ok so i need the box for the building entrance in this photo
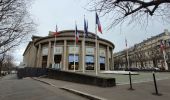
[53,55,62,69]
[42,56,48,68]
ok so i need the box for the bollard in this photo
[128,72,134,90]
[152,72,162,96]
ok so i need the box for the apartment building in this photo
[114,29,170,70]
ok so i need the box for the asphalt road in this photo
[0,74,87,100]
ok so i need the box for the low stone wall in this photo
[47,69,116,87]
[17,68,116,87]
[17,67,48,79]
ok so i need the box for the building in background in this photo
[23,30,114,72]
[114,29,170,71]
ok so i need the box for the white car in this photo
[154,67,160,71]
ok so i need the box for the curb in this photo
[31,77,53,86]
[31,77,107,100]
[60,87,107,100]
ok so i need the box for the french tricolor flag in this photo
[75,24,79,43]
[96,13,102,34]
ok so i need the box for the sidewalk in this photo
[33,77,170,100]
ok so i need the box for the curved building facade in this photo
[23,30,114,71]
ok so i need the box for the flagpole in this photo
[95,12,98,75]
[82,34,85,73]
[74,37,76,72]
[82,15,85,73]
[74,22,76,72]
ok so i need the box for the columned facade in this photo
[23,30,115,72]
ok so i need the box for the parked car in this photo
[154,67,160,71]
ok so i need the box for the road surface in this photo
[0,74,87,100]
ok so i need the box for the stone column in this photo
[95,41,97,74]
[28,48,31,67]
[51,42,54,65]
[63,40,67,70]
[106,46,110,71]
[39,44,42,68]
[97,42,100,72]
[36,45,39,67]
[81,40,85,72]
[111,48,114,70]
[95,41,100,72]
[36,44,41,67]
[33,45,38,67]
[47,41,51,68]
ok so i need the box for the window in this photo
[68,54,79,70]
[100,57,105,70]
[85,55,94,70]
[69,55,79,62]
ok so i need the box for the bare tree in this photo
[3,54,15,68]
[0,53,6,68]
[89,0,170,28]
[0,52,15,75]
[0,0,36,55]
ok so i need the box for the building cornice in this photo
[23,30,115,56]
[33,30,114,48]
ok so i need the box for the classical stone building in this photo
[23,30,114,72]
[114,29,170,70]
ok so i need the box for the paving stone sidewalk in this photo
[35,77,170,100]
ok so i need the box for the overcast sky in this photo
[13,0,170,65]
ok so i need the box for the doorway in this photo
[42,56,48,68]
[53,55,62,69]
